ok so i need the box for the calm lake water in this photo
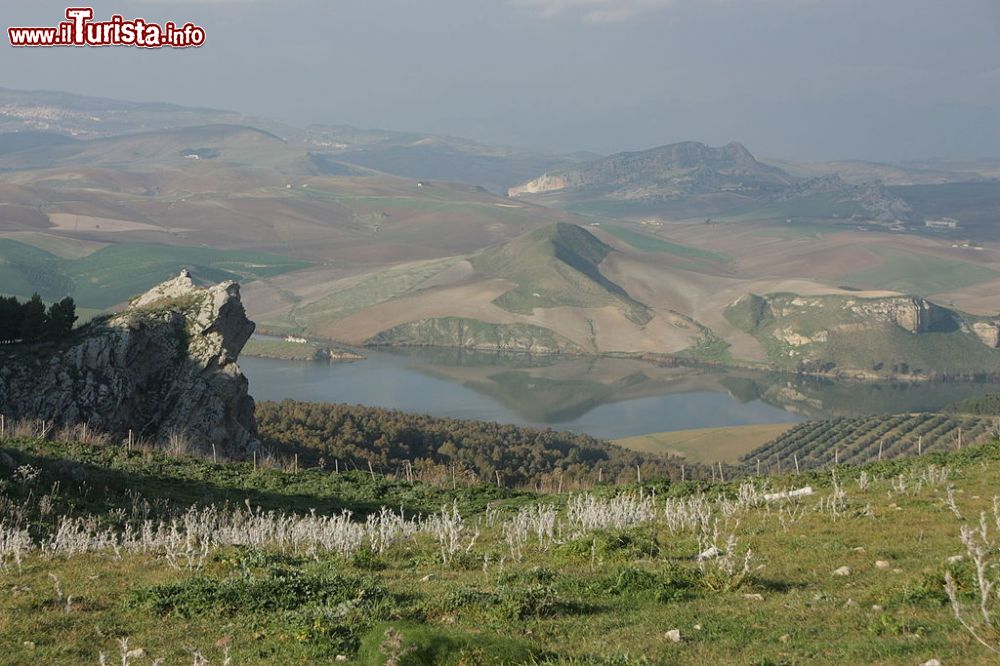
[241,347,1000,440]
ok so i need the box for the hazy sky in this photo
[3,0,1000,160]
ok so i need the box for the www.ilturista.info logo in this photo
[8,7,206,48]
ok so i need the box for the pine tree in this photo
[46,296,77,340]
[0,295,23,343]
[19,293,47,343]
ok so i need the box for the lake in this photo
[240,347,1000,440]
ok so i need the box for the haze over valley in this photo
[1,89,999,385]
[7,3,1000,663]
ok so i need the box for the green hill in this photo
[725,292,1000,377]
[472,222,650,324]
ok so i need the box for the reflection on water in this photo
[240,347,1000,440]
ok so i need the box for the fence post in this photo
[794,453,800,474]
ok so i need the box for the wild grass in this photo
[1,428,1000,663]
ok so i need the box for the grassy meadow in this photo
[1,427,999,664]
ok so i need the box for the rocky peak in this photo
[0,272,259,456]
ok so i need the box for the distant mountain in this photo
[509,141,796,199]
[0,88,264,138]
[509,140,913,224]
[0,124,292,172]
[0,88,585,193]
[305,125,590,194]
[764,157,991,186]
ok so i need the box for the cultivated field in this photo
[741,413,996,472]
[616,423,795,463]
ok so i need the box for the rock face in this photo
[843,296,954,334]
[0,271,259,455]
[972,321,1000,348]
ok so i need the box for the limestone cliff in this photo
[724,292,1000,377]
[0,271,259,455]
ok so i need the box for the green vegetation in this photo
[292,259,458,328]
[366,317,584,355]
[600,225,729,263]
[724,293,1000,376]
[742,413,993,470]
[838,246,1000,295]
[891,182,1000,240]
[719,192,866,224]
[472,223,650,323]
[945,392,1000,416]
[0,239,311,309]
[0,293,77,344]
[256,400,684,488]
[2,427,1000,663]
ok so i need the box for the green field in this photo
[0,239,311,308]
[601,224,730,263]
[2,428,1000,663]
[839,246,1000,296]
[292,259,458,328]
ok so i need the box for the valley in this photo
[0,89,998,386]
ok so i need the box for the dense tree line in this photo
[257,400,695,488]
[946,393,1000,416]
[0,294,77,344]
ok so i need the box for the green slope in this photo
[0,239,310,308]
[471,222,650,324]
[725,292,1000,376]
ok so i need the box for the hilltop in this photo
[509,140,914,225]
[239,216,1000,379]
[509,140,794,199]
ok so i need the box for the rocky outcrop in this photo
[0,271,259,455]
[972,321,1000,348]
[842,296,955,334]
